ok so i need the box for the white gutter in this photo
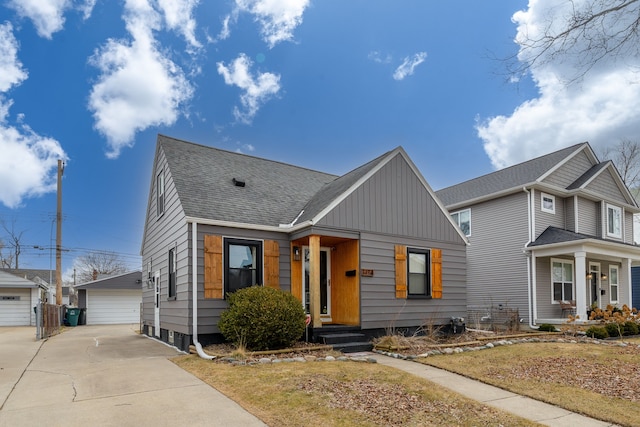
[523,187,537,329]
[191,221,215,360]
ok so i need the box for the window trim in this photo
[451,208,471,236]
[606,204,622,238]
[541,192,555,214]
[551,258,574,303]
[223,238,263,297]
[168,245,176,300]
[407,247,432,299]
[609,265,619,304]
[156,170,165,218]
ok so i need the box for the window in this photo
[609,265,619,303]
[407,248,431,298]
[451,209,471,236]
[606,204,622,238]
[168,246,176,299]
[541,193,555,214]
[552,259,574,302]
[156,170,165,217]
[224,238,262,294]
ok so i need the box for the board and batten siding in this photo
[359,232,466,330]
[317,154,462,243]
[543,150,594,188]
[141,146,191,336]
[193,224,291,335]
[465,192,531,322]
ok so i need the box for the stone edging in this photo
[218,354,378,365]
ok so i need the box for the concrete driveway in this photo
[0,325,266,427]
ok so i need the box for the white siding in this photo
[0,288,31,326]
[86,290,141,325]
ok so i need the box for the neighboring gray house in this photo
[0,270,49,326]
[75,271,142,325]
[140,135,467,352]
[436,142,640,326]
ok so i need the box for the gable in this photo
[542,149,595,188]
[316,153,465,244]
[584,167,629,205]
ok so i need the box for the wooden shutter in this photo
[431,248,442,299]
[204,235,223,299]
[264,240,280,290]
[395,245,407,299]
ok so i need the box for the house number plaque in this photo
[361,269,374,277]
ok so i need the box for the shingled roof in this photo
[158,135,339,227]
[436,143,587,207]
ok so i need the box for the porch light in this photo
[586,273,593,280]
[293,246,301,261]
[601,273,607,280]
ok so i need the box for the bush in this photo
[605,322,623,338]
[623,321,639,336]
[585,326,608,339]
[538,323,557,332]
[218,286,306,351]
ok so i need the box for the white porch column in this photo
[575,251,588,321]
[622,258,632,308]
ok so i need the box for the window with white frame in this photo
[541,193,555,214]
[606,204,622,238]
[451,209,471,236]
[552,259,574,302]
[156,170,165,217]
[609,265,619,303]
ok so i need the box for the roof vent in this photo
[232,178,246,187]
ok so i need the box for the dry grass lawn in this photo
[173,355,539,427]
[419,341,640,427]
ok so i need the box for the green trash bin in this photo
[66,308,80,327]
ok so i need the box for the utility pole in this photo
[55,160,64,306]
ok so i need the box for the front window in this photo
[156,171,165,217]
[408,248,431,298]
[609,266,619,303]
[541,193,555,214]
[552,259,574,302]
[168,247,176,298]
[451,209,471,236]
[607,204,622,238]
[224,238,262,294]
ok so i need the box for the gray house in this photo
[140,135,467,351]
[436,142,640,326]
[75,271,142,325]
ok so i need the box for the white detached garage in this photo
[0,270,48,326]
[75,271,142,325]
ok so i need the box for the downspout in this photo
[191,221,215,360]
[523,187,537,329]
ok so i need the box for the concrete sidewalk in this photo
[0,325,266,427]
[375,354,616,427]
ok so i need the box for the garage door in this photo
[0,288,31,326]
[86,290,141,325]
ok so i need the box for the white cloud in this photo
[477,0,640,169]
[0,100,66,208]
[79,0,97,20]
[6,0,71,39]
[235,142,255,153]
[368,50,392,64]
[0,22,65,208]
[157,0,202,51]
[392,52,427,81]
[0,23,28,91]
[235,0,309,48]
[88,0,193,159]
[217,53,280,124]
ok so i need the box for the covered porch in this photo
[527,229,640,325]
[290,234,360,329]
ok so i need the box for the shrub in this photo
[538,323,557,332]
[605,322,623,338]
[623,321,639,336]
[585,326,608,340]
[218,286,306,351]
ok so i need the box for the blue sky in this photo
[1,1,639,280]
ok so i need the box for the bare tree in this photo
[0,239,14,268]
[600,139,640,190]
[1,220,26,268]
[74,251,129,283]
[508,0,640,83]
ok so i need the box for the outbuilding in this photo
[0,270,48,326]
[75,271,142,325]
